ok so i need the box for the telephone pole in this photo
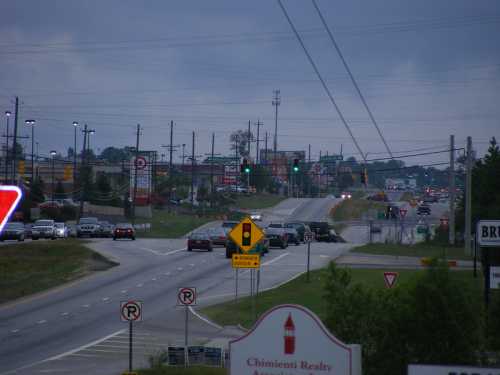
[161,121,180,175]
[308,144,311,197]
[449,135,455,245]
[272,90,280,169]
[254,119,262,164]
[78,124,89,219]
[3,111,11,183]
[191,131,195,208]
[247,120,251,159]
[132,124,141,224]
[264,132,268,165]
[465,136,472,255]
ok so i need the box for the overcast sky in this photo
[1,0,499,166]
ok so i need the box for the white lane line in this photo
[262,252,289,266]
[140,247,162,256]
[60,312,69,316]
[80,348,125,354]
[151,277,157,281]
[101,297,110,302]
[164,272,171,276]
[120,290,128,294]
[37,320,47,324]
[46,329,126,361]
[136,283,143,288]
[189,263,195,267]
[164,248,186,255]
[10,329,19,333]
[320,255,330,258]
[141,247,185,256]
[188,306,222,330]
[177,267,183,271]
[82,304,90,308]
[67,353,103,358]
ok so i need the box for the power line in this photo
[276,0,366,162]
[312,0,393,159]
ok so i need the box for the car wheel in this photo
[113,237,116,241]
[51,236,56,240]
[19,236,25,242]
[32,237,38,240]
[188,247,192,252]
[208,246,213,252]
[281,242,286,249]
[131,236,136,241]
[295,241,300,246]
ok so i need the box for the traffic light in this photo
[292,158,299,173]
[241,159,250,174]
[242,222,251,246]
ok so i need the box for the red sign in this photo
[383,272,398,289]
[177,287,197,306]
[120,300,143,322]
[0,186,22,234]
[399,208,407,218]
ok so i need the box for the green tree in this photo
[95,173,111,195]
[30,177,45,203]
[54,180,66,199]
[230,130,253,158]
[249,165,273,192]
[99,146,133,163]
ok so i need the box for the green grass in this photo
[136,210,214,238]
[330,197,386,222]
[0,239,115,304]
[233,193,285,210]
[352,242,473,260]
[138,367,225,375]
[201,267,480,329]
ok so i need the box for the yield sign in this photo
[0,186,22,234]
[383,272,398,289]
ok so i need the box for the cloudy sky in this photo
[1,0,499,166]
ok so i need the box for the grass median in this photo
[136,210,214,238]
[233,193,285,210]
[0,239,116,304]
[352,242,473,260]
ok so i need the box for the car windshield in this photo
[208,228,224,236]
[222,222,238,228]
[79,218,98,224]
[116,223,132,229]
[285,223,301,229]
[5,223,24,229]
[268,223,283,228]
[54,223,65,228]
[190,232,208,240]
[34,220,53,226]
[266,228,283,235]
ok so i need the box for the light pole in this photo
[50,150,57,201]
[4,111,11,182]
[35,142,39,178]
[181,143,186,167]
[88,130,95,156]
[25,119,36,182]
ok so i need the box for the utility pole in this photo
[264,132,268,165]
[272,90,280,174]
[181,143,186,167]
[465,136,472,255]
[78,124,88,220]
[254,119,262,164]
[449,135,455,245]
[169,121,174,173]
[210,133,215,207]
[308,144,311,197]
[132,124,141,224]
[11,97,19,183]
[247,120,251,159]
[3,111,11,183]
[191,131,195,208]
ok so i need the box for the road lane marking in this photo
[10,329,19,333]
[82,304,90,308]
[177,267,183,271]
[164,272,171,276]
[189,263,195,267]
[37,320,47,324]
[188,306,222,330]
[262,252,289,266]
[60,312,69,316]
[141,247,186,256]
[120,290,128,294]
[101,297,110,302]
[137,283,143,287]
[320,255,330,258]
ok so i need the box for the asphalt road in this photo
[0,197,347,375]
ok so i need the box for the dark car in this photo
[113,223,136,240]
[208,227,227,246]
[266,227,288,249]
[98,221,114,238]
[188,231,213,252]
[225,235,269,258]
[285,222,307,242]
[308,222,337,242]
[0,222,26,242]
[417,204,431,215]
[284,227,300,245]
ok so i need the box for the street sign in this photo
[490,267,500,289]
[121,300,143,322]
[228,217,265,253]
[0,186,22,234]
[399,208,407,218]
[477,220,500,247]
[304,232,314,243]
[177,287,197,306]
[230,304,361,375]
[383,272,398,288]
[134,156,147,170]
[232,254,260,269]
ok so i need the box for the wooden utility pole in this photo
[254,119,262,164]
[210,133,215,207]
[191,131,195,208]
[449,135,456,245]
[131,124,141,224]
[465,136,472,255]
[11,97,19,183]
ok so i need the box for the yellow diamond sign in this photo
[228,217,265,253]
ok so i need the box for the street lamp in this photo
[50,150,57,201]
[4,111,11,182]
[88,130,95,155]
[25,119,36,182]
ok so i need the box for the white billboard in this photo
[229,304,361,375]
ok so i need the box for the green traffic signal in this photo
[293,166,299,172]
[244,167,251,173]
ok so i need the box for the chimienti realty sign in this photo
[229,304,361,375]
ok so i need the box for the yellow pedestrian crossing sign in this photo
[228,217,265,253]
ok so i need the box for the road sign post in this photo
[177,287,197,352]
[121,301,143,373]
[304,232,313,283]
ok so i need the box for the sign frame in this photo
[228,216,265,253]
[232,253,260,269]
[120,300,143,322]
[177,287,197,306]
[477,220,500,247]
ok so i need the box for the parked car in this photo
[54,222,69,238]
[31,219,56,240]
[207,227,227,246]
[266,227,288,249]
[284,227,300,245]
[225,235,269,258]
[0,222,26,241]
[221,220,239,235]
[250,213,262,221]
[188,231,213,252]
[308,222,338,242]
[98,221,114,238]
[113,223,136,240]
[285,222,307,242]
[77,217,100,237]
[268,222,284,229]
[417,204,431,215]
[24,223,33,239]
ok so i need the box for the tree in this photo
[230,129,253,158]
[95,173,111,195]
[30,177,45,203]
[55,180,66,199]
[249,165,273,192]
[99,146,133,163]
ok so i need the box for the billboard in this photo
[130,154,152,205]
